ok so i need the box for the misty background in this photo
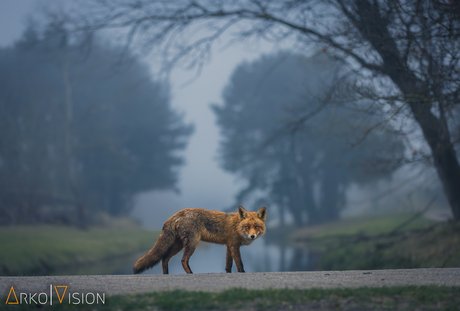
[0,0,454,227]
[0,1,282,228]
[0,0,458,275]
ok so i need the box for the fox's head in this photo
[237,206,267,244]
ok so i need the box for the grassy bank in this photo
[4,286,460,310]
[292,213,460,270]
[0,225,159,276]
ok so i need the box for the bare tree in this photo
[76,0,460,220]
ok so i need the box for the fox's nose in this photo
[250,234,256,239]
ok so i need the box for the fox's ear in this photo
[238,206,248,219]
[257,207,267,221]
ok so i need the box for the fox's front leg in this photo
[230,246,245,273]
[225,246,233,273]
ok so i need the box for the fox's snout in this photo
[243,226,262,240]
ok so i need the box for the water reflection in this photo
[115,237,319,274]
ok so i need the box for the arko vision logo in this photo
[5,285,105,305]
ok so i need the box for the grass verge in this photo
[292,213,460,270]
[3,286,460,310]
[0,225,159,276]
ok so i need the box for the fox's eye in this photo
[245,226,250,229]
[255,226,259,229]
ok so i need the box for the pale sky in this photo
[0,0,282,228]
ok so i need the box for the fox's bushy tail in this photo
[133,223,176,274]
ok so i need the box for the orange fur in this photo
[133,206,267,274]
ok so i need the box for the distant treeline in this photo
[214,52,405,225]
[0,21,193,225]
[56,0,460,223]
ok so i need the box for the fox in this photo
[133,206,267,274]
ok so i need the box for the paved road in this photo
[1,268,459,297]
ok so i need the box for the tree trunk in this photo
[353,0,460,221]
[390,71,460,221]
[62,59,86,227]
[302,177,320,225]
[320,171,340,222]
[408,101,460,220]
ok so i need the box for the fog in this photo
[133,37,282,228]
[0,0,457,276]
[0,1,282,229]
[0,0,453,228]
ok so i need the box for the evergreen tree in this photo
[0,21,193,224]
[213,52,404,225]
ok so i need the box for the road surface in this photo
[1,268,459,297]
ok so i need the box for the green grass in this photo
[3,286,460,310]
[292,213,460,270]
[0,225,159,276]
[296,213,434,239]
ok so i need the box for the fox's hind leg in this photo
[225,246,233,273]
[162,238,183,274]
[180,234,200,274]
